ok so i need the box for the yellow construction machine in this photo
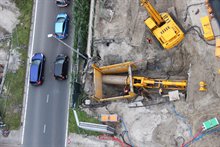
[92,62,187,102]
[140,0,185,49]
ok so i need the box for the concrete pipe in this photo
[102,75,128,85]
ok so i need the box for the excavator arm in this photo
[131,76,187,90]
[140,0,165,26]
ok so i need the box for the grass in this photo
[14,0,33,46]
[3,65,26,129]
[0,0,33,129]
[69,109,101,136]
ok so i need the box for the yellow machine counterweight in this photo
[140,0,185,49]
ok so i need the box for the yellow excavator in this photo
[92,62,187,102]
[140,0,185,49]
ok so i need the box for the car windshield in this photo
[32,60,41,65]
[57,18,65,23]
[56,0,65,5]
[55,59,64,64]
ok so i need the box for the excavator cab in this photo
[140,0,184,49]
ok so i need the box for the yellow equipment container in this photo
[215,38,220,58]
[200,16,214,41]
[140,0,185,50]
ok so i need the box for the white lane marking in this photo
[21,0,39,144]
[43,124,47,134]
[46,94,49,103]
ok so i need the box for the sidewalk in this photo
[0,128,21,147]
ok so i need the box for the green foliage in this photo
[4,110,21,130]
[0,99,6,119]
[2,65,26,129]
[68,109,75,133]
[69,109,101,136]
[4,66,26,103]
[72,0,90,56]
[14,0,33,46]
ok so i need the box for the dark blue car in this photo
[30,53,45,85]
[55,13,69,39]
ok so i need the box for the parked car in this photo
[30,53,45,85]
[55,13,69,39]
[54,54,69,80]
[55,0,70,7]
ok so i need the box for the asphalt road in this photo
[22,0,73,147]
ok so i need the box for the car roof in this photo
[30,64,40,82]
[54,61,63,76]
[55,22,64,34]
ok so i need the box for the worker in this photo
[146,37,152,44]
[124,86,130,95]
[159,88,163,95]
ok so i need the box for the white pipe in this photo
[73,109,115,134]
[86,0,95,58]
[73,109,80,127]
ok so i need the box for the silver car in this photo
[55,0,70,7]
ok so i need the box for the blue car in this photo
[30,53,45,86]
[55,13,69,39]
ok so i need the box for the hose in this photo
[120,118,135,147]
[169,103,192,137]
[183,126,220,147]
[181,126,203,147]
[186,25,216,46]
[184,2,204,22]
[119,131,132,147]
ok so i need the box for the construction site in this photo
[69,0,220,146]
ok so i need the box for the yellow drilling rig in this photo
[92,62,187,102]
[140,0,185,49]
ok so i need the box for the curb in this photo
[20,0,37,144]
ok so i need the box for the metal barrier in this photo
[73,109,115,134]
